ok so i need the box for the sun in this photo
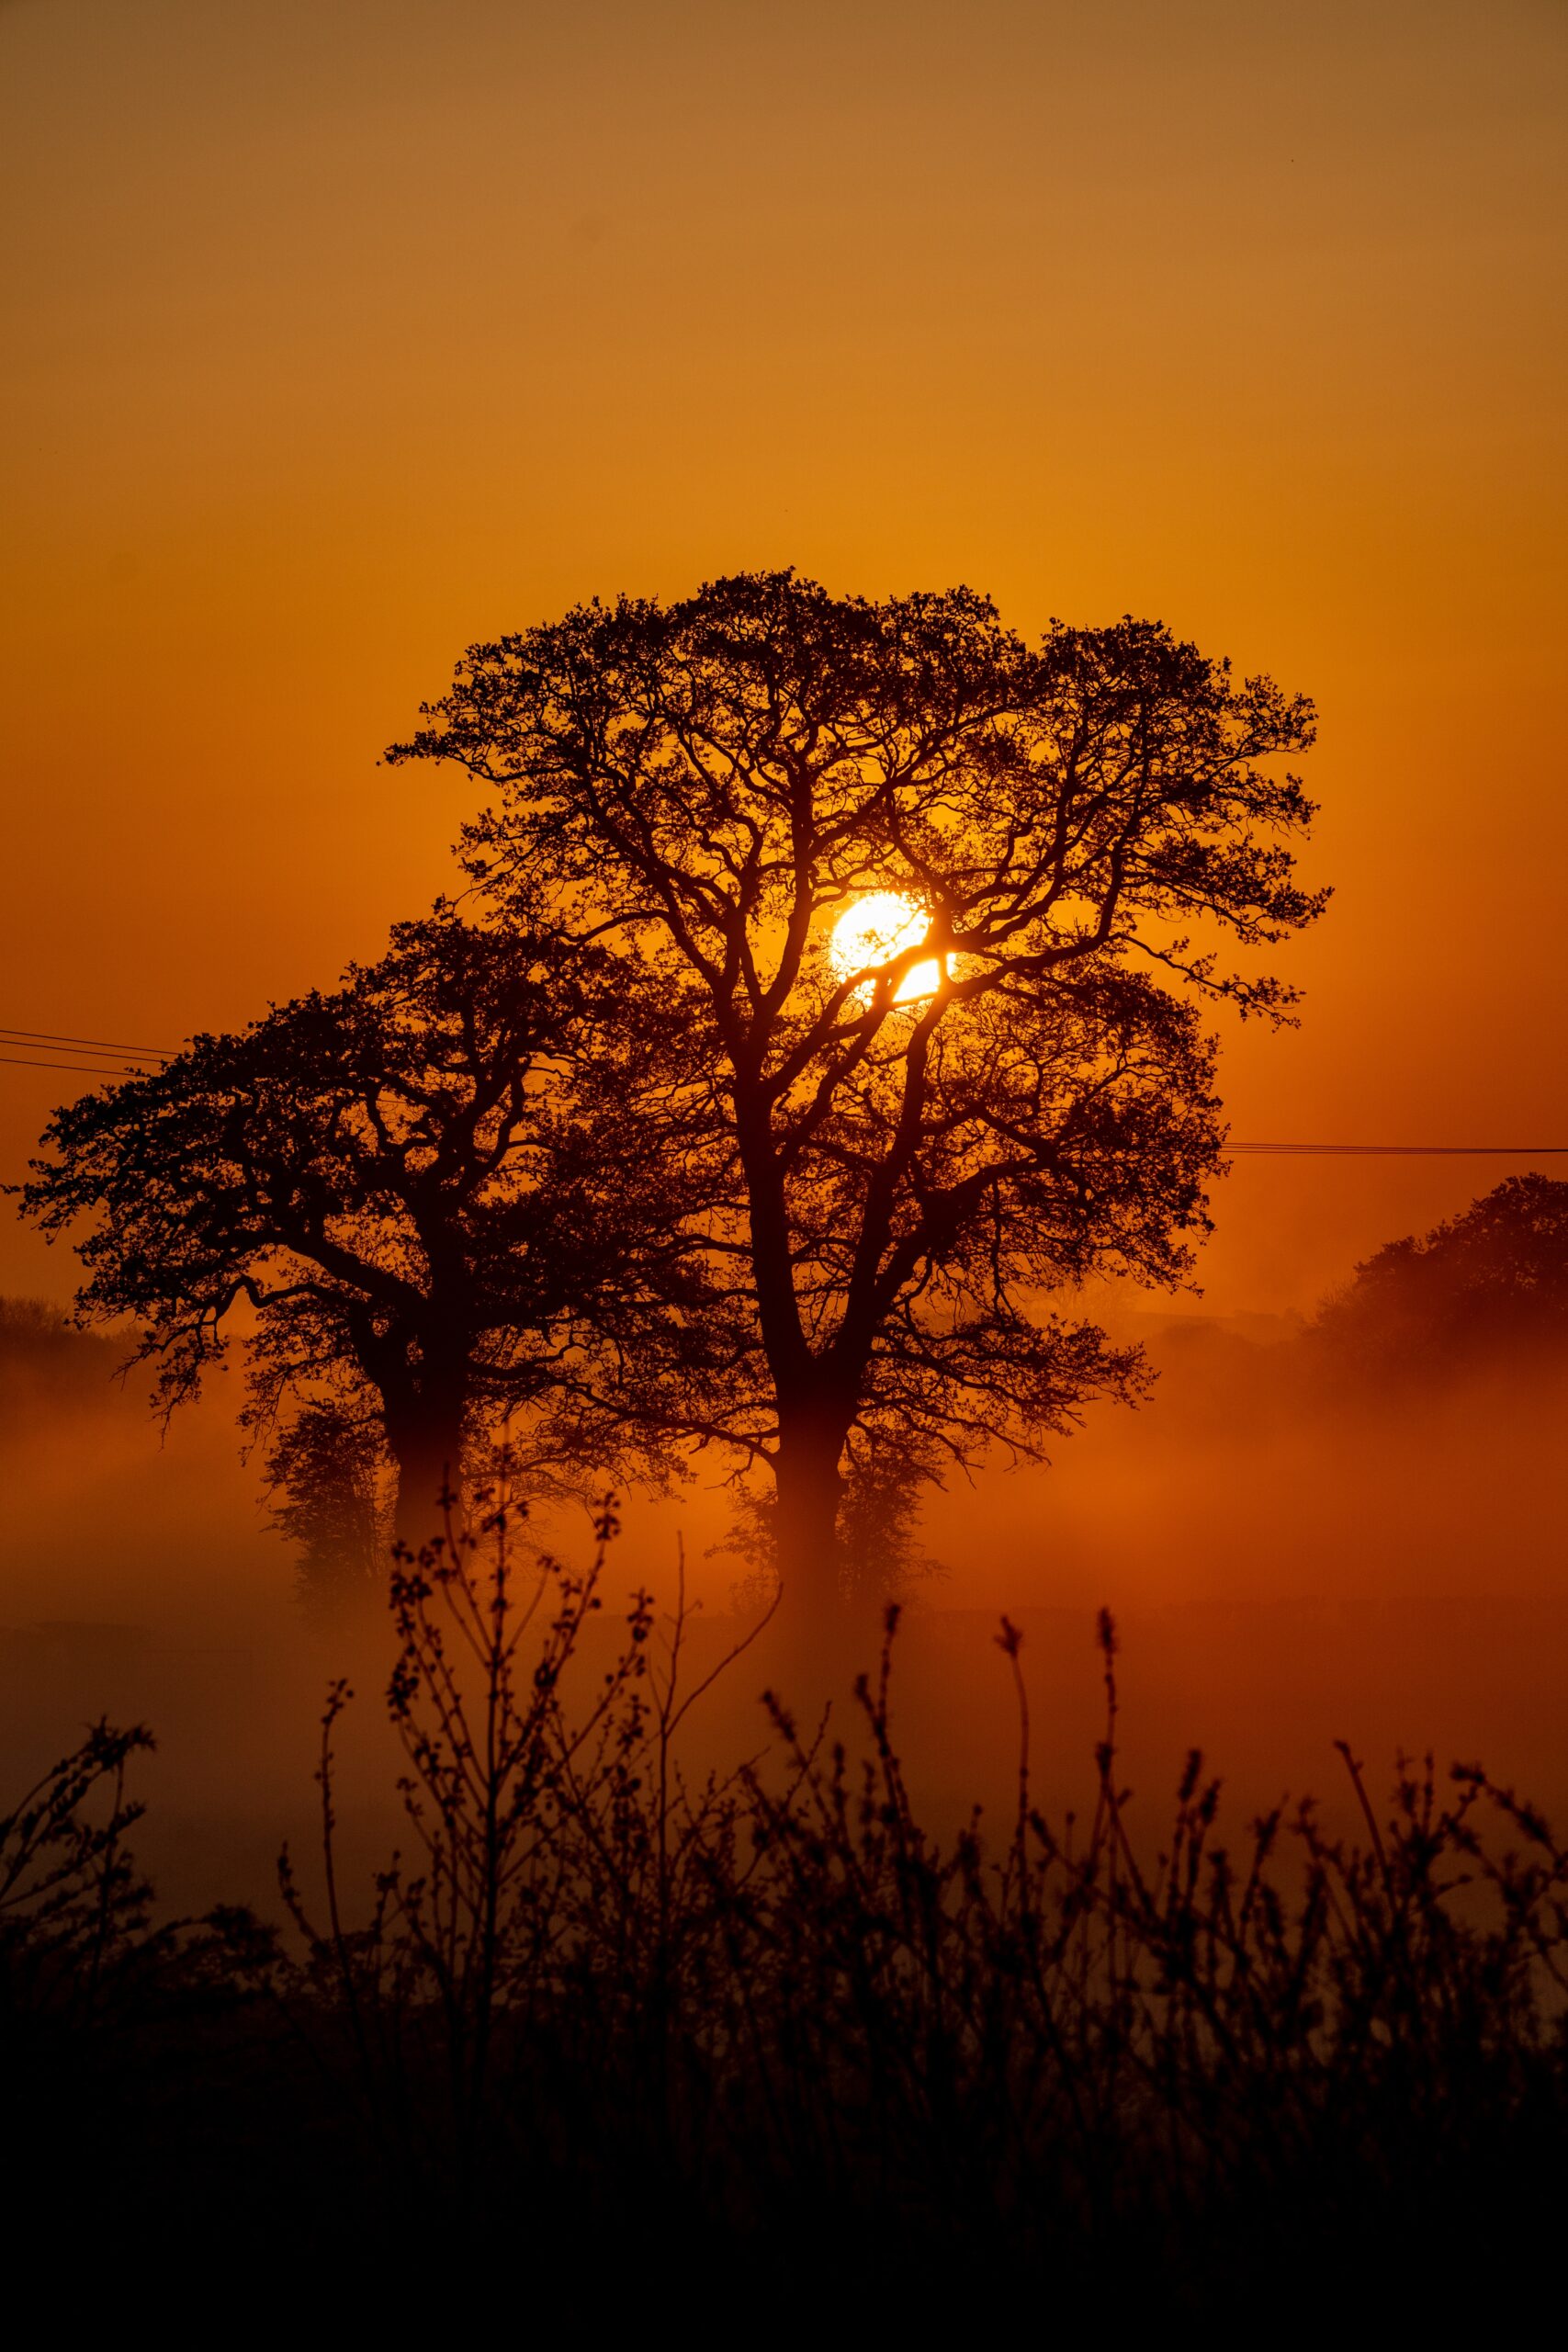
[829,891,943,1002]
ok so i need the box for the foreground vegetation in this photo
[4,1505,1566,2313]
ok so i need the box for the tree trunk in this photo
[772,1406,850,1639]
[389,1400,468,1553]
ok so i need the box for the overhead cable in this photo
[0,1025,174,1058]
[1226,1143,1568,1158]
[0,1054,155,1077]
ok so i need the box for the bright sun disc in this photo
[829,891,943,1002]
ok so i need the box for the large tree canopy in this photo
[20,908,705,1539]
[391,573,1325,1620]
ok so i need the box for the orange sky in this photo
[3,0,1565,1315]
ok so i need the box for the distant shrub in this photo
[1314,1173,1568,1377]
[0,1295,127,1419]
[265,1400,389,1618]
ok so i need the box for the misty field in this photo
[5,1489,1567,2320]
[4,1263,1568,2316]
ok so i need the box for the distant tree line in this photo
[1314,1173,1568,1375]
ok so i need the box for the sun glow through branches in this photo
[829,892,943,1002]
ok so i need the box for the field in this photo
[5,1446,1566,2317]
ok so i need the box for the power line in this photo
[3,1055,1564,1159]
[0,1026,174,1058]
[1227,1144,1568,1158]
[2,1019,1565,1160]
[0,1054,157,1077]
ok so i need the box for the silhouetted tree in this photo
[265,1401,386,1615]
[20,908,704,1543]
[392,572,1324,1621]
[1314,1174,1568,1375]
[722,1450,947,1617]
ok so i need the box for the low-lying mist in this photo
[2,1272,1565,1919]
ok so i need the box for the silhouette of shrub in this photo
[1314,1172,1568,1378]
[0,1295,127,1422]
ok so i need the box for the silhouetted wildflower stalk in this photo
[0,1718,163,2018]
[250,1497,1568,2245]
[271,1480,779,2189]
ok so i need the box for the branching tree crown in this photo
[20,908,705,1539]
[391,573,1325,1616]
